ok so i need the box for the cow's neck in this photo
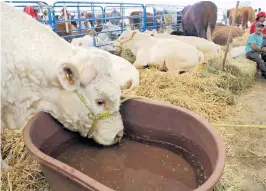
[131,35,153,55]
[1,70,91,135]
[1,2,94,135]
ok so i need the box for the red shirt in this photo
[250,22,266,34]
[23,6,38,21]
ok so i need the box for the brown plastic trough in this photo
[23,98,225,191]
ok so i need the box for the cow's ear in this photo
[57,63,98,90]
[80,66,97,86]
[56,63,81,91]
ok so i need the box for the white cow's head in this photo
[113,28,140,53]
[55,47,124,146]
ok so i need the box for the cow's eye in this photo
[96,99,105,106]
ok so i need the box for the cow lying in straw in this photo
[113,28,204,73]
[1,2,124,169]
[70,43,140,90]
[152,33,222,57]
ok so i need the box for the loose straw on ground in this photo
[222,1,240,71]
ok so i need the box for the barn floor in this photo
[214,77,266,191]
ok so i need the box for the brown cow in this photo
[212,24,245,45]
[56,22,90,41]
[181,1,217,40]
[227,6,255,29]
[56,22,76,37]
[129,11,161,30]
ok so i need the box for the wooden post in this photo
[64,4,69,33]
[221,1,240,71]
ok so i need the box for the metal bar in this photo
[8,1,184,43]
[77,3,81,33]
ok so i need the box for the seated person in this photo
[250,12,266,47]
[246,23,266,79]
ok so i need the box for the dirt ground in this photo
[214,77,266,191]
[231,77,266,125]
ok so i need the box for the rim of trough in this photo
[23,97,226,191]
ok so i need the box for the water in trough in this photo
[51,136,208,191]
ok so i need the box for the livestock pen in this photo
[4,0,184,48]
[49,1,185,49]
[1,1,266,191]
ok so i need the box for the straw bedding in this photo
[1,31,259,191]
[122,51,256,122]
[1,129,50,191]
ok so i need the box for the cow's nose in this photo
[116,130,124,139]
[114,130,124,143]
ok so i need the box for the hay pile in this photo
[122,52,256,122]
[121,49,136,63]
[230,31,250,48]
[1,129,50,191]
[213,25,245,46]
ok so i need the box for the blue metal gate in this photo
[51,1,145,47]
[4,1,184,48]
[52,1,104,40]
[145,4,184,31]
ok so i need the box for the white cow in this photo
[113,28,204,73]
[71,34,116,52]
[103,20,121,37]
[229,46,246,58]
[1,2,124,169]
[143,29,158,35]
[71,21,122,52]
[109,53,140,90]
[70,44,140,90]
[153,33,222,56]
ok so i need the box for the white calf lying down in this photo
[152,33,222,56]
[71,34,116,52]
[70,45,140,90]
[1,2,124,169]
[143,29,157,35]
[71,21,121,52]
[110,53,140,90]
[229,46,246,58]
[113,29,204,73]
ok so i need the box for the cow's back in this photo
[191,1,217,22]
[130,11,142,24]
[244,7,255,22]
[182,1,217,34]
